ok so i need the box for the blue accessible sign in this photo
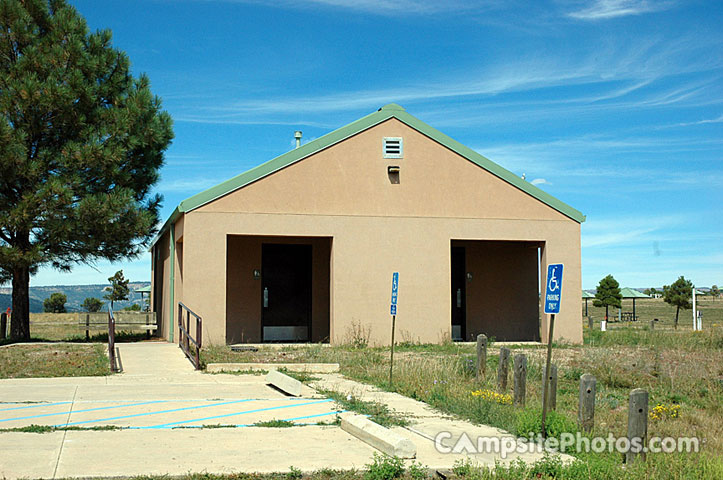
[544,264,563,314]
[390,272,399,315]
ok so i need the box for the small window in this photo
[383,137,403,159]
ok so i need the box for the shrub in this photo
[364,453,405,480]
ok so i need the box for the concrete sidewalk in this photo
[0,343,568,479]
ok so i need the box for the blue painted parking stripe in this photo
[0,400,165,424]
[59,399,257,427]
[0,401,72,412]
[235,409,346,427]
[136,408,346,429]
[143,399,333,429]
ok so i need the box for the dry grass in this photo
[0,343,110,378]
[202,323,723,479]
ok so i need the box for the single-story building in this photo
[150,104,584,346]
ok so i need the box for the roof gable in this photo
[151,104,584,248]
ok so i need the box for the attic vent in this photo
[383,137,403,159]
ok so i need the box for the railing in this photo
[107,306,120,372]
[177,302,202,370]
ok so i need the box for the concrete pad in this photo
[53,427,376,478]
[207,363,340,373]
[0,432,63,479]
[266,370,302,397]
[341,414,416,458]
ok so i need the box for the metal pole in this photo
[541,313,555,439]
[389,315,396,387]
[692,287,697,331]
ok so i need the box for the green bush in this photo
[515,408,577,439]
[364,453,405,480]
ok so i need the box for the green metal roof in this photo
[135,285,152,293]
[150,103,585,248]
[582,291,595,298]
[620,287,650,299]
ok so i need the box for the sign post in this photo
[541,263,563,438]
[389,272,399,387]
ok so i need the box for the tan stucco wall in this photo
[455,240,540,342]
[152,230,171,339]
[162,118,582,345]
[225,235,331,344]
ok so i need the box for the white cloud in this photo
[675,114,723,127]
[567,1,674,20]
[530,178,550,186]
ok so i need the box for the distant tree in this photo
[643,288,652,296]
[0,1,173,341]
[663,276,693,330]
[43,293,67,313]
[593,275,622,321]
[650,287,658,297]
[104,270,129,309]
[122,303,141,311]
[711,285,720,299]
[81,297,103,313]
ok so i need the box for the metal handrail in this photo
[107,305,119,373]
[177,302,202,370]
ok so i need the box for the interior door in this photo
[451,246,466,341]
[261,244,312,342]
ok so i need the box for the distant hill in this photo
[0,294,44,313]
[0,282,150,313]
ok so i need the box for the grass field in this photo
[0,343,110,378]
[201,299,723,479]
[0,312,150,343]
[582,296,722,330]
[2,300,722,477]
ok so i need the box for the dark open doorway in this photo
[261,244,312,342]
[451,246,466,341]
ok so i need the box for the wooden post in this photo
[588,316,593,330]
[513,354,527,406]
[389,314,396,387]
[146,313,150,339]
[543,363,558,411]
[476,334,487,380]
[650,320,655,331]
[85,314,90,341]
[626,389,649,464]
[0,312,6,340]
[497,347,510,391]
[578,373,596,432]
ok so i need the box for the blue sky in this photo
[30,0,722,289]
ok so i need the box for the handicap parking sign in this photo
[544,264,563,314]
[390,272,398,315]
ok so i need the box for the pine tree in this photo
[104,270,129,310]
[42,292,66,313]
[663,277,693,330]
[0,1,173,340]
[81,297,103,312]
[593,274,622,321]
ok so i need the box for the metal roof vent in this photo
[383,137,403,159]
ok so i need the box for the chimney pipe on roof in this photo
[294,131,302,149]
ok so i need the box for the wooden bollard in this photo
[588,316,593,330]
[650,320,655,331]
[626,389,649,464]
[578,374,596,432]
[543,363,558,411]
[0,312,6,340]
[513,354,527,406]
[497,347,510,391]
[476,334,487,380]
